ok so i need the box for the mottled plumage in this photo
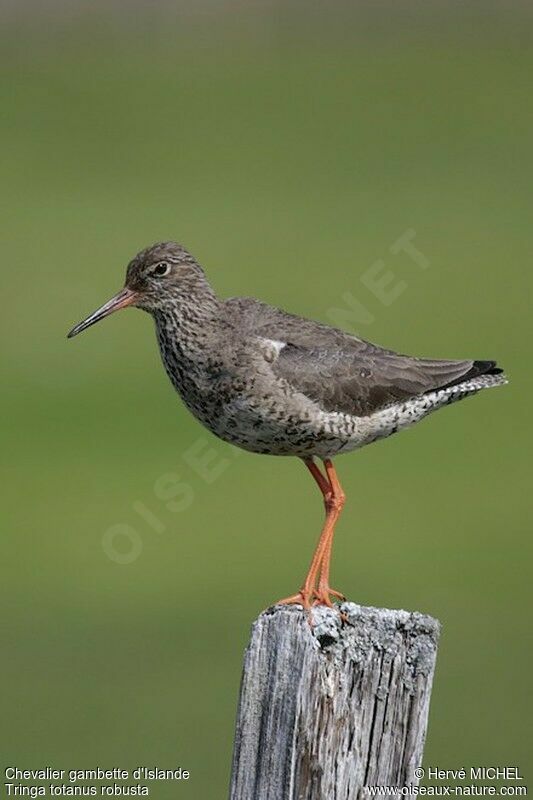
[68,241,507,609]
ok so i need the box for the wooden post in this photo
[229,602,440,800]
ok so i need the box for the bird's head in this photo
[67,242,209,338]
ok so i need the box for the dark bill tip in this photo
[67,288,138,339]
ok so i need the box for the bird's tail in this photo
[438,359,505,391]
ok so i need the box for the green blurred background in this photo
[2,1,532,794]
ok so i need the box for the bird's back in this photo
[223,296,504,419]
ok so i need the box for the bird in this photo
[68,242,507,610]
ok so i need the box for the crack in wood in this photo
[229,603,440,800]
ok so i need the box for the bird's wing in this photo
[224,297,486,416]
[268,342,482,416]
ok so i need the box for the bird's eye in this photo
[152,262,171,278]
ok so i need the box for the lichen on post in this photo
[229,602,440,800]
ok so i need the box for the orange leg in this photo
[314,459,346,607]
[276,458,346,610]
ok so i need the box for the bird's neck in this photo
[153,289,225,380]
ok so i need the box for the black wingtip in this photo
[470,360,503,378]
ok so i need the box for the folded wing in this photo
[225,297,500,417]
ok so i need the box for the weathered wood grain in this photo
[229,602,440,800]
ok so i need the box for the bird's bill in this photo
[67,288,138,338]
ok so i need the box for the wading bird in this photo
[68,243,506,609]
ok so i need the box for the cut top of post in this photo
[230,602,440,800]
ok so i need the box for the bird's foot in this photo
[312,586,346,608]
[275,588,314,611]
[275,586,346,612]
